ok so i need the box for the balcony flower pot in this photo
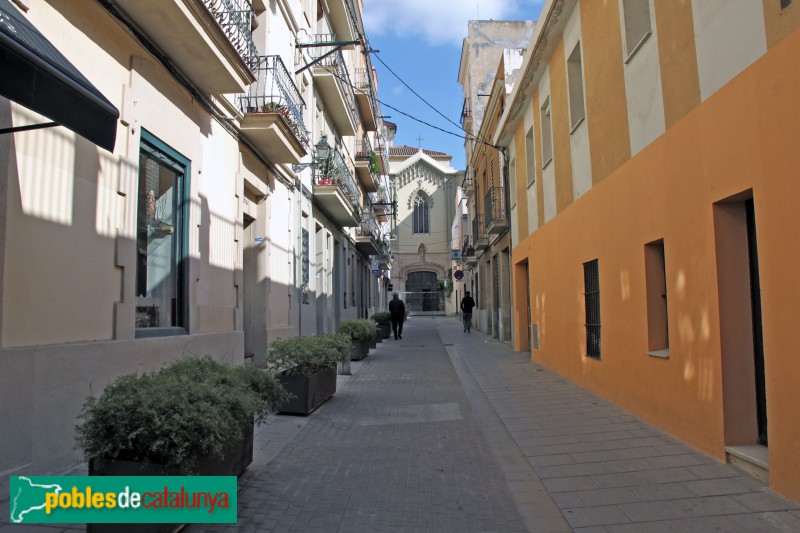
[263,333,350,415]
[338,319,376,361]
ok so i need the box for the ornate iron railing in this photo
[462,235,475,258]
[310,35,359,130]
[203,0,258,70]
[484,186,506,227]
[462,165,474,193]
[472,214,485,241]
[357,208,379,238]
[317,148,361,213]
[460,97,472,128]
[355,136,373,161]
[239,55,309,146]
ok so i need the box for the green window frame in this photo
[135,130,190,338]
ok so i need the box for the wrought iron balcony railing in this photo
[460,97,472,128]
[310,35,359,129]
[484,186,506,227]
[357,208,379,238]
[369,185,388,205]
[203,0,258,70]
[355,136,373,162]
[316,148,361,213]
[239,55,309,146]
[462,165,474,193]
[461,235,475,257]
[472,214,485,241]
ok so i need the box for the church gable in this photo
[395,159,448,189]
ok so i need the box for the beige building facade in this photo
[0,0,390,486]
[388,146,458,315]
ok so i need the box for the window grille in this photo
[584,259,601,359]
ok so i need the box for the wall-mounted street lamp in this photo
[292,135,332,174]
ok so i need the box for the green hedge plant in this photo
[75,356,287,474]
[263,333,350,377]
[370,311,391,326]
[337,319,377,342]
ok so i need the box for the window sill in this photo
[625,31,652,64]
[569,116,585,135]
[647,348,670,359]
[542,157,553,170]
[136,327,188,339]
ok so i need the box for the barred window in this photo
[584,259,601,359]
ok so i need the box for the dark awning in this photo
[0,0,119,151]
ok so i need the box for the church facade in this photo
[388,146,460,315]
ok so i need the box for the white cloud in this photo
[363,0,538,46]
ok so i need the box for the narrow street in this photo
[186,317,799,533]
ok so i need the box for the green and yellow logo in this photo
[10,476,236,524]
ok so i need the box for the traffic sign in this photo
[453,269,464,281]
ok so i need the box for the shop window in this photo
[135,131,190,337]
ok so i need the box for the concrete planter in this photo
[377,323,391,339]
[276,367,337,415]
[87,421,254,532]
[350,339,369,361]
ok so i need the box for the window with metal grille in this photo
[583,259,601,359]
[781,0,792,10]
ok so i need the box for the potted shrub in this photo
[75,356,287,478]
[263,333,349,415]
[371,311,392,340]
[337,319,376,360]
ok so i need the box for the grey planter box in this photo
[277,367,337,415]
[350,339,369,360]
[377,323,391,339]
[86,421,254,533]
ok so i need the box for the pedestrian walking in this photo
[460,291,476,333]
[388,292,406,340]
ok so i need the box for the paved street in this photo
[4,316,800,532]
[188,316,799,532]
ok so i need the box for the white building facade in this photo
[0,0,390,483]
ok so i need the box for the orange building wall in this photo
[548,37,574,212]
[512,27,800,502]
[580,0,630,185]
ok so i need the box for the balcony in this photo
[309,36,358,136]
[462,166,475,198]
[484,187,507,235]
[472,215,488,251]
[355,209,382,256]
[370,186,390,222]
[313,148,361,227]
[238,56,309,164]
[326,0,358,42]
[462,236,477,267]
[354,68,378,131]
[461,97,472,130]
[354,138,379,192]
[113,0,257,94]
[374,136,390,175]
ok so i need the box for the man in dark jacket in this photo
[388,293,406,340]
[460,291,476,333]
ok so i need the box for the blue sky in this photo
[363,0,546,170]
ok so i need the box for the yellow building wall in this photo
[513,26,800,502]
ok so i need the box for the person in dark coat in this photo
[460,291,476,333]
[388,293,406,340]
